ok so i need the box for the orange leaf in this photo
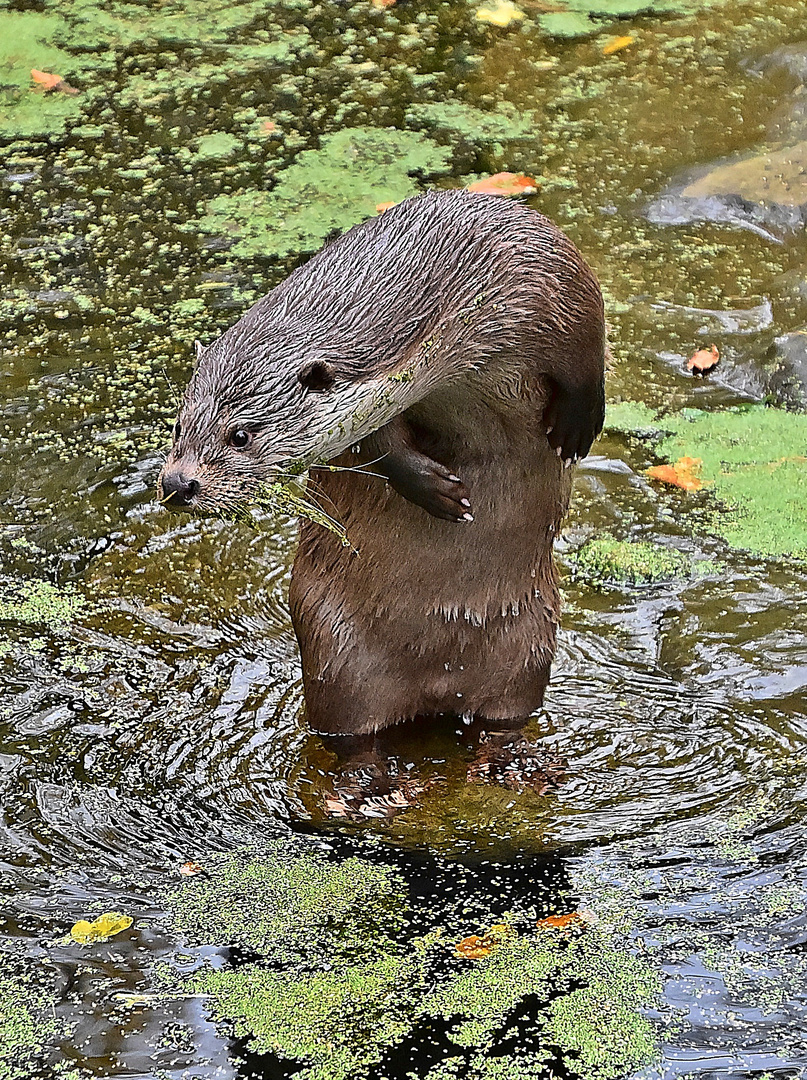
[454,921,515,959]
[31,68,78,94]
[371,0,397,7]
[466,172,539,198]
[646,456,703,492]
[376,201,396,214]
[687,344,720,374]
[455,934,492,959]
[602,34,635,55]
[260,120,279,134]
[536,911,585,933]
[31,68,63,89]
[178,860,205,877]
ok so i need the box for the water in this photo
[2,0,807,1076]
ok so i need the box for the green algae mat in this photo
[607,402,807,560]
[157,841,661,1080]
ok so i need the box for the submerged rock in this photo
[764,326,807,410]
[647,141,807,241]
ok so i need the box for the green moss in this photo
[196,127,452,258]
[181,132,241,164]
[165,844,408,964]
[0,12,88,137]
[185,957,420,1080]
[0,578,86,630]
[607,401,807,559]
[568,535,703,587]
[543,948,659,1078]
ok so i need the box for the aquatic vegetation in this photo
[533,0,725,39]
[406,101,537,146]
[0,945,68,1080]
[196,127,452,257]
[567,535,708,586]
[0,577,87,630]
[0,11,90,138]
[607,402,807,559]
[163,842,662,1080]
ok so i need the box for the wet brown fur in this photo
[158,190,606,736]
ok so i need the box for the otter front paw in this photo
[544,383,605,464]
[389,458,473,523]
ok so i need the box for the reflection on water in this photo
[2,0,807,1074]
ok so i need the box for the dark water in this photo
[2,0,807,1076]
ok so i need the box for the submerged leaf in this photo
[602,34,635,55]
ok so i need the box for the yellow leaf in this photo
[602,34,635,56]
[475,0,525,28]
[70,911,133,944]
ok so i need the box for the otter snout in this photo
[158,469,200,510]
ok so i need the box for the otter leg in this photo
[371,415,473,523]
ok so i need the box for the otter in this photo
[158,189,606,738]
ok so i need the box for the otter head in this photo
[157,327,409,517]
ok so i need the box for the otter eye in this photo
[229,429,253,451]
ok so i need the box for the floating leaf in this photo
[259,120,279,134]
[376,200,396,213]
[536,911,586,933]
[179,861,205,877]
[646,456,703,492]
[687,344,720,374]
[475,0,526,27]
[70,912,133,944]
[30,68,78,94]
[371,0,397,7]
[466,172,539,197]
[602,34,635,55]
[455,922,516,959]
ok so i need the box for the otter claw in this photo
[448,474,462,484]
[462,512,474,522]
[460,498,471,508]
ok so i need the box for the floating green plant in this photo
[0,577,87,630]
[607,401,807,560]
[533,0,725,39]
[567,535,713,587]
[196,127,452,258]
[162,842,662,1080]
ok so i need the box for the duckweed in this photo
[163,842,662,1080]
[196,127,452,257]
[607,402,807,559]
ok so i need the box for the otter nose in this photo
[160,471,200,508]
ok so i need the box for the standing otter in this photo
[158,189,605,738]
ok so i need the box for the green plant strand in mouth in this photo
[248,478,351,546]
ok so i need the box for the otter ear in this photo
[193,340,205,370]
[297,359,336,392]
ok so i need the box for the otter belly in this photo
[289,397,572,736]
